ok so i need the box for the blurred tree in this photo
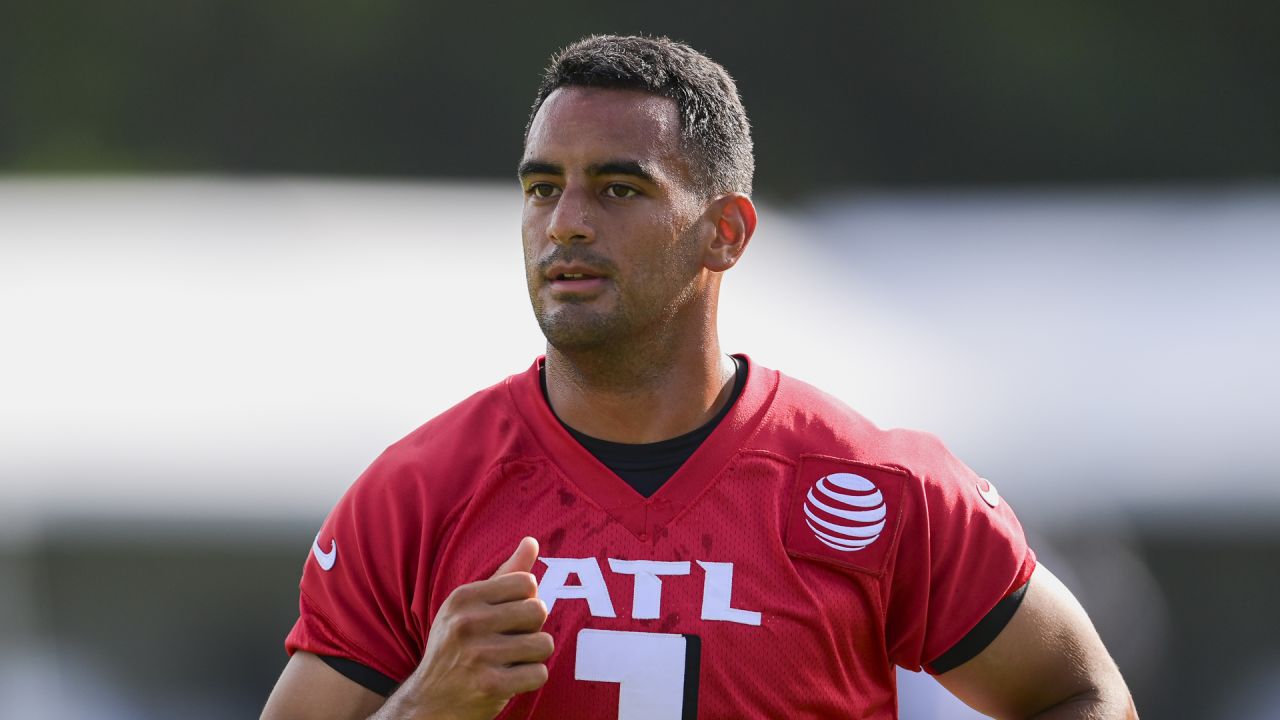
[1,0,1277,194]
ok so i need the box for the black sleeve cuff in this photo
[319,655,399,697]
[928,580,1030,674]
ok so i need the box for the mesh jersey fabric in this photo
[286,356,1036,718]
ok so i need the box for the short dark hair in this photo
[527,35,754,196]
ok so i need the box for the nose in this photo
[546,185,595,246]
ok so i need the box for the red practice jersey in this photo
[286,357,1035,719]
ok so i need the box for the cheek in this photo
[521,217,542,263]
[521,245,542,289]
[657,212,706,270]
[521,200,546,237]
[623,220,698,289]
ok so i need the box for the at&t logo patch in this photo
[802,473,886,551]
[785,456,906,575]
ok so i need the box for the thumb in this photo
[491,536,539,579]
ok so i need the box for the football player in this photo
[262,35,1136,720]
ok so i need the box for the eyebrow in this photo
[517,159,658,185]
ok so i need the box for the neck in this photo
[544,333,736,444]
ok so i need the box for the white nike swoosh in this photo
[977,479,1001,509]
[312,534,337,571]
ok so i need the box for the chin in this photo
[536,309,626,352]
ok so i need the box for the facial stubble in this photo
[527,228,705,362]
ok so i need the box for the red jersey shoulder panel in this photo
[753,370,1036,672]
[285,363,536,682]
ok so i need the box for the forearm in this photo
[366,679,446,720]
[366,692,421,720]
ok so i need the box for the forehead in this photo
[523,87,683,167]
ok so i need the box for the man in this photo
[262,35,1136,719]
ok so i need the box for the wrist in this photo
[370,680,451,720]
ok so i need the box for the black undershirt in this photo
[320,358,1028,694]
[542,356,748,498]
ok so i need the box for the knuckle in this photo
[445,582,476,607]
[451,609,482,636]
[511,572,539,596]
[437,595,457,613]
[511,597,544,623]
[529,597,549,623]
[534,632,555,658]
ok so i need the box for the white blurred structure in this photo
[3,178,1276,535]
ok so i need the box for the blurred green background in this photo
[4,1,1278,191]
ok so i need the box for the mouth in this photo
[545,265,610,295]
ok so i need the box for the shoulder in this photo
[349,362,539,506]
[757,368,959,479]
[386,370,527,461]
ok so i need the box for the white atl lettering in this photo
[537,557,616,617]
[607,559,691,619]
[696,560,762,626]
[538,557,761,626]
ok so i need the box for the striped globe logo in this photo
[803,472,887,552]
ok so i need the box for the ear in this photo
[703,194,757,272]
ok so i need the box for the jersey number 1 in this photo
[574,629,701,719]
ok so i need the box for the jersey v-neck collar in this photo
[506,354,779,540]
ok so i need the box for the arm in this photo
[261,652,387,720]
[262,537,553,720]
[934,564,1138,719]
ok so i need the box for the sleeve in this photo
[284,451,435,684]
[883,433,1036,673]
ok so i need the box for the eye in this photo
[526,182,560,199]
[603,184,640,199]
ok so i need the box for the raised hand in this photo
[374,537,553,720]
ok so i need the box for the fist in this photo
[383,537,553,720]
